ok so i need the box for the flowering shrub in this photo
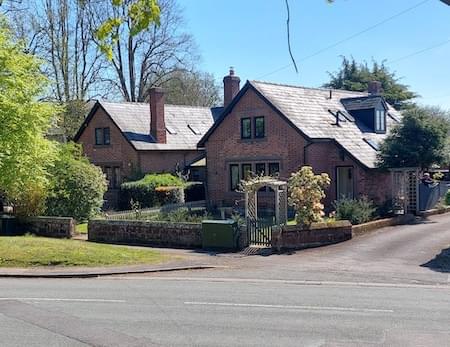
[288,166,331,228]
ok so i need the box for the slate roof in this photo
[92,101,222,151]
[340,95,385,111]
[249,80,402,169]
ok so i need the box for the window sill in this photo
[238,137,267,144]
[93,145,111,148]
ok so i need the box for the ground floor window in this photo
[229,161,280,191]
[230,164,240,191]
[269,162,280,176]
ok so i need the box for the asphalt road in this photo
[1,213,450,346]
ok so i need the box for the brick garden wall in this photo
[88,219,202,248]
[20,216,75,238]
[272,221,352,250]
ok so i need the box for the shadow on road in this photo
[421,247,450,273]
[410,218,438,225]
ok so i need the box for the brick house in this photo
[198,72,401,211]
[74,88,222,207]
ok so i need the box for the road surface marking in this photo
[184,301,394,313]
[107,276,450,289]
[0,297,126,303]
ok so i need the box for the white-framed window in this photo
[375,109,386,132]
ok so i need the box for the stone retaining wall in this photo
[20,216,75,238]
[88,219,202,248]
[272,221,352,251]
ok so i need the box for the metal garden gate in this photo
[247,218,274,247]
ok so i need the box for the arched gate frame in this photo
[243,179,288,246]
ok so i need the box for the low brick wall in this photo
[272,221,352,251]
[88,219,202,248]
[20,216,75,238]
[418,206,450,218]
[351,214,415,237]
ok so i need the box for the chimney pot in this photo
[223,68,240,107]
[150,87,166,144]
[368,81,383,96]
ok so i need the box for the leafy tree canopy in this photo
[94,0,161,60]
[377,106,450,169]
[161,70,221,107]
[0,18,57,212]
[323,56,417,110]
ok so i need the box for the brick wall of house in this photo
[78,107,204,178]
[205,88,308,209]
[205,88,391,209]
[138,150,202,174]
[78,107,139,178]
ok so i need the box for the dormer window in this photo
[375,109,386,133]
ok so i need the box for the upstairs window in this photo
[375,109,386,133]
[95,127,111,145]
[241,118,251,139]
[254,116,265,138]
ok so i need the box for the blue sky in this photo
[177,0,450,108]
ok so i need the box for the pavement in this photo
[0,213,450,346]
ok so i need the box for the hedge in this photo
[119,173,185,210]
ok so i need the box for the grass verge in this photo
[0,236,169,268]
[76,223,88,234]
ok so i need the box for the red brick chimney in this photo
[368,81,383,96]
[223,67,240,107]
[150,87,166,144]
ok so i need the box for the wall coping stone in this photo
[91,219,201,228]
[417,206,450,218]
[351,214,415,237]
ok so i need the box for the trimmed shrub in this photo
[155,186,185,205]
[119,173,185,210]
[45,143,107,221]
[334,197,376,225]
[157,208,210,223]
[445,190,450,206]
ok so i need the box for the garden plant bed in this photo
[0,235,169,267]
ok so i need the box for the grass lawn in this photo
[76,223,88,234]
[0,236,169,268]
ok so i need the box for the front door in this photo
[337,167,354,200]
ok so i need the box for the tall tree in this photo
[0,18,57,214]
[87,0,197,102]
[377,106,450,169]
[161,70,221,107]
[22,0,107,102]
[324,57,417,110]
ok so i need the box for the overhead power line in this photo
[387,38,450,64]
[257,0,431,79]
